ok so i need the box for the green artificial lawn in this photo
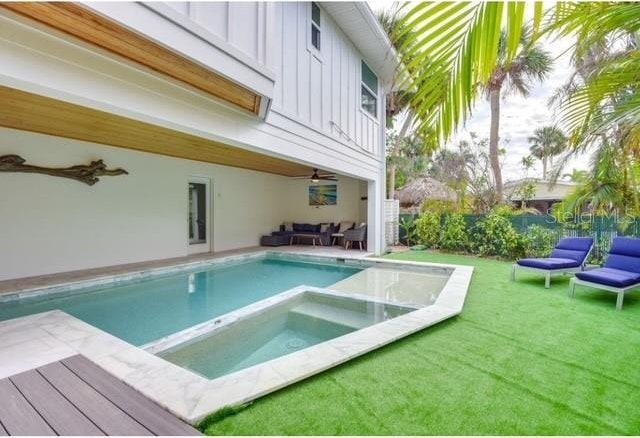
[202,251,640,435]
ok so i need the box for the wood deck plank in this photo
[62,356,200,436]
[10,369,104,436]
[0,378,56,436]
[38,362,153,436]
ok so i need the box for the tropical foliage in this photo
[414,211,441,248]
[528,126,567,179]
[440,213,468,252]
[391,2,640,215]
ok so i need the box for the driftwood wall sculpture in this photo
[0,154,128,186]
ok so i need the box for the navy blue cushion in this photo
[609,237,640,258]
[549,237,593,263]
[550,248,587,263]
[556,237,594,252]
[292,223,304,232]
[576,267,640,288]
[518,258,581,270]
[605,254,640,274]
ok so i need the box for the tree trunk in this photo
[388,110,414,199]
[542,157,548,179]
[489,88,503,202]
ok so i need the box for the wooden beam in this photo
[1,2,261,114]
[0,85,313,177]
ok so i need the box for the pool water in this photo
[0,258,361,346]
[160,291,413,379]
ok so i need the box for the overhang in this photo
[0,85,313,177]
[320,2,398,88]
[0,2,271,117]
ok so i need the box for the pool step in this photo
[289,302,374,330]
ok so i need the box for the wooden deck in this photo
[0,355,200,436]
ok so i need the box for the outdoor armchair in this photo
[512,237,594,288]
[344,223,367,250]
[570,237,640,310]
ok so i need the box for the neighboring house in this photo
[505,178,578,214]
[0,2,396,281]
[396,177,457,214]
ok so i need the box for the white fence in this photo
[384,199,399,246]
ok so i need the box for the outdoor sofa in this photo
[262,222,342,246]
[570,237,640,310]
[512,237,594,288]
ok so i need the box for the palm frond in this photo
[398,2,540,143]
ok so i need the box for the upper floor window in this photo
[311,2,321,51]
[361,61,378,117]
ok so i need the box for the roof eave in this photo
[320,2,399,90]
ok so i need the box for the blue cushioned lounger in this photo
[512,237,594,288]
[570,237,640,310]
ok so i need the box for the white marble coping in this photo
[0,252,473,425]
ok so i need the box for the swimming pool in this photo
[0,251,472,423]
[0,257,361,345]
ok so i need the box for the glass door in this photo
[188,177,211,253]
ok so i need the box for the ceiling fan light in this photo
[310,169,320,183]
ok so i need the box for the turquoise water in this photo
[161,292,412,379]
[0,258,361,346]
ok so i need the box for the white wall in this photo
[280,177,365,225]
[0,128,367,281]
[0,128,284,280]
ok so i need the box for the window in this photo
[311,2,321,51]
[361,61,378,117]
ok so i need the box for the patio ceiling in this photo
[0,2,261,115]
[0,86,313,177]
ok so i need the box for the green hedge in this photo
[398,211,639,262]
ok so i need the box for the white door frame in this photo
[188,176,212,254]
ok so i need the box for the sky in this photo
[369,1,593,182]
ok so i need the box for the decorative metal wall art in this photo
[0,154,128,186]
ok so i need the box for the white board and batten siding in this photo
[267,2,383,158]
[156,2,385,169]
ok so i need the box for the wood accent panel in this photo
[0,86,312,177]
[1,2,261,114]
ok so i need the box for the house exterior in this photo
[505,178,578,214]
[0,2,397,281]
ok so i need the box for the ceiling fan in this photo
[290,168,338,182]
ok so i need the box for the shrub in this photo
[399,217,418,246]
[421,199,458,215]
[524,225,557,258]
[471,212,526,259]
[441,213,468,252]
[414,211,441,248]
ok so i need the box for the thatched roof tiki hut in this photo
[395,177,457,213]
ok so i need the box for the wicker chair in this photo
[344,223,367,250]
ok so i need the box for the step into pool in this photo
[159,291,414,380]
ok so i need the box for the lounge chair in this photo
[512,237,594,288]
[570,237,640,310]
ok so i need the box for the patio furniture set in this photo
[512,236,640,310]
[260,221,367,250]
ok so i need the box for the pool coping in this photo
[0,251,473,424]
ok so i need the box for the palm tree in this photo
[528,126,567,179]
[378,5,422,199]
[485,31,553,200]
[562,168,589,183]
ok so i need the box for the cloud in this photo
[447,36,592,181]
